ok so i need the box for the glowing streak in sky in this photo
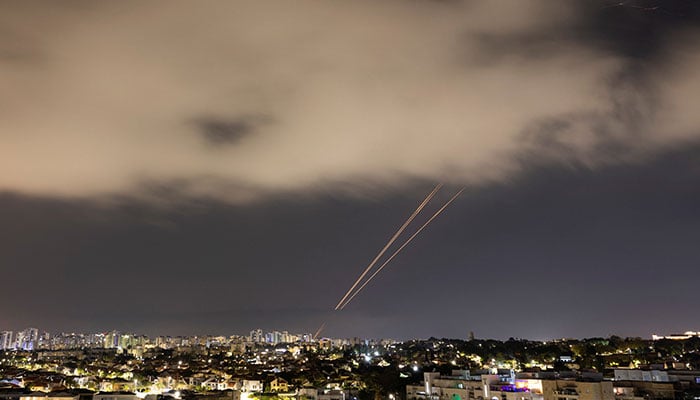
[313,322,326,339]
[333,183,443,310]
[338,187,465,310]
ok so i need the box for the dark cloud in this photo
[471,1,700,63]
[518,65,657,167]
[578,0,700,59]
[195,117,266,146]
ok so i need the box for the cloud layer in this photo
[1,1,699,202]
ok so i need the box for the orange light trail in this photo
[338,187,465,310]
[333,183,443,310]
[313,322,326,339]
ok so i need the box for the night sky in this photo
[1,0,700,340]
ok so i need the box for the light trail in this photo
[333,183,443,310]
[338,187,465,310]
[313,322,326,339]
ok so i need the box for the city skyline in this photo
[2,1,700,339]
[4,325,700,346]
[5,324,700,358]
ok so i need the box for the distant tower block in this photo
[468,331,475,341]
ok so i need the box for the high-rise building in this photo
[38,331,50,349]
[27,328,39,350]
[13,328,39,350]
[0,331,13,350]
[119,333,133,349]
[104,331,120,348]
[249,329,263,343]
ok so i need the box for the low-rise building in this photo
[98,382,134,393]
[93,392,138,400]
[269,378,289,393]
[318,390,350,400]
[614,370,669,383]
[408,371,615,400]
[239,381,261,393]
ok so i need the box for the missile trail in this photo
[333,183,443,310]
[338,187,465,310]
[313,322,326,339]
